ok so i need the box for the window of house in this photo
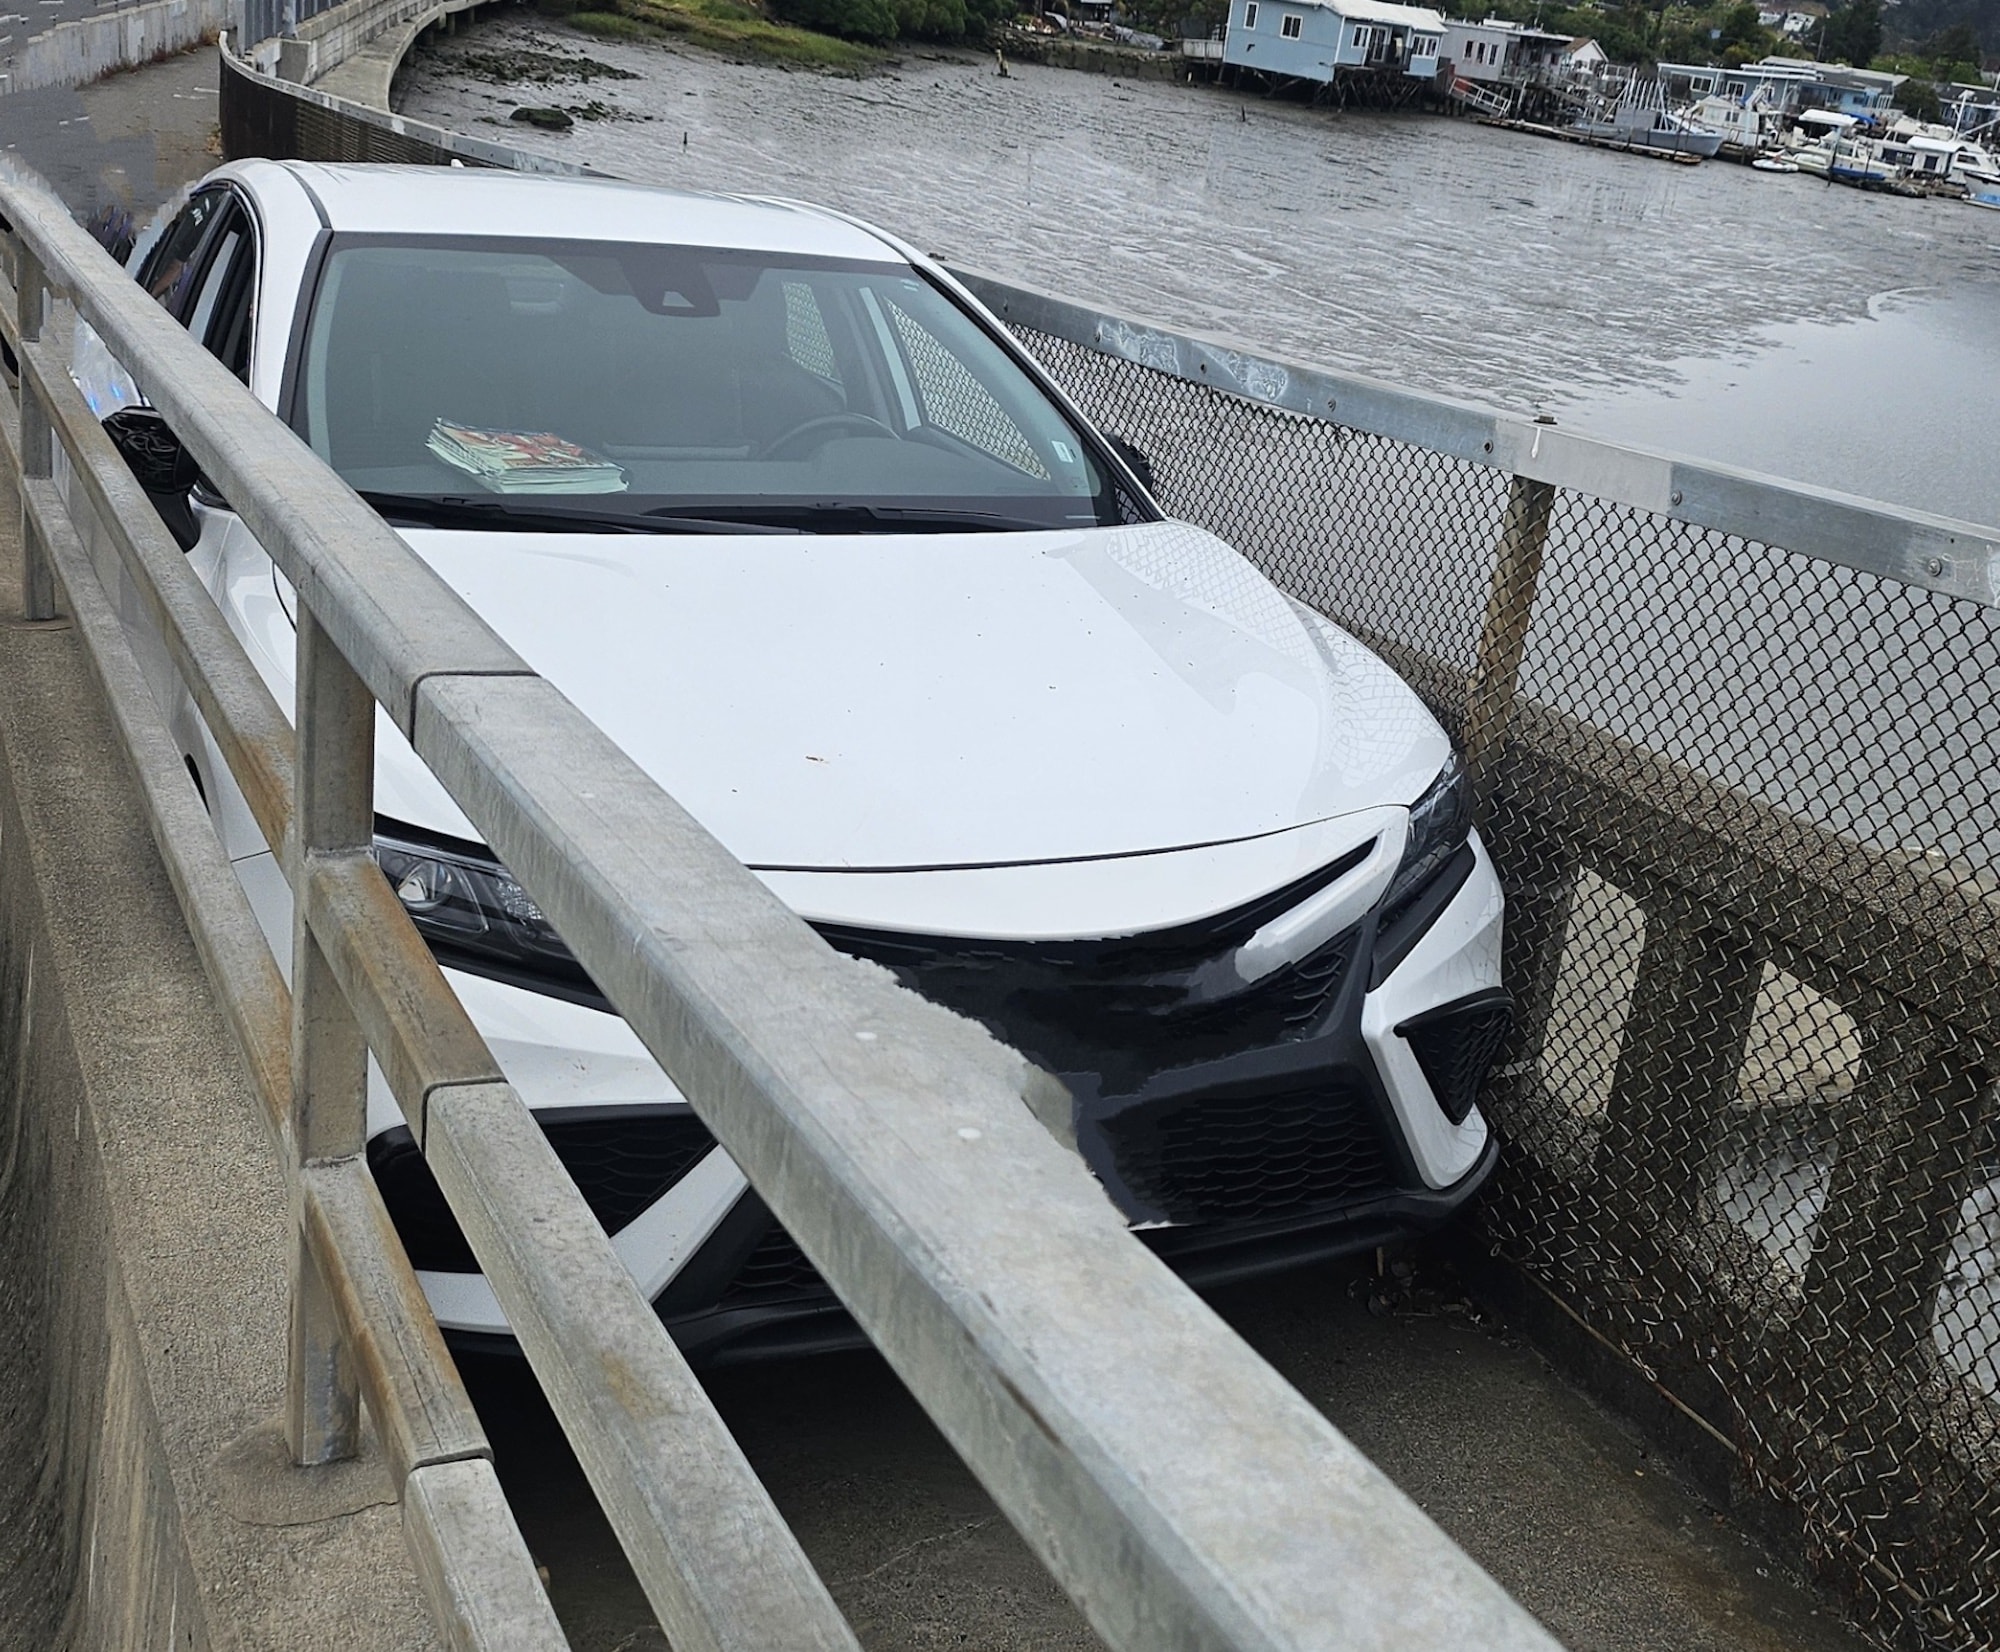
[1280,13,1301,37]
[1242,1,1257,27]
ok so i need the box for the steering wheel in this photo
[758,411,896,460]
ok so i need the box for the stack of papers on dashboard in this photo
[427,419,628,494]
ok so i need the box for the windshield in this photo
[293,236,1139,534]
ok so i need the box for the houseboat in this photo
[1570,84,1726,157]
[1684,93,1787,161]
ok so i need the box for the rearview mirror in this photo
[104,407,201,550]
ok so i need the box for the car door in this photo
[124,185,274,865]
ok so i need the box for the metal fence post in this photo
[287,604,375,1466]
[15,245,56,623]
[1461,471,1556,816]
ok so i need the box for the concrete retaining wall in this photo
[0,0,231,97]
[222,31,594,169]
[0,513,444,1651]
[246,0,482,100]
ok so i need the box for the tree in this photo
[1818,0,1881,66]
[1895,75,1944,118]
[1918,22,1982,81]
[1718,1,1763,46]
[770,0,1015,42]
[767,0,899,40]
[1120,0,1227,36]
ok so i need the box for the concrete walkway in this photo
[463,1250,1874,1652]
[0,41,215,222]
[5,44,1880,1652]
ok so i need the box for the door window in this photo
[135,190,229,321]
[196,210,259,385]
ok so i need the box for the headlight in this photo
[375,830,593,995]
[1383,752,1471,914]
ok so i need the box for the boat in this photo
[1827,140,1898,190]
[1684,93,1786,162]
[1967,188,2000,211]
[1570,83,1725,159]
[1951,145,2000,190]
[1791,124,1899,190]
[1784,107,1858,163]
[1878,132,1970,194]
[1751,155,1801,173]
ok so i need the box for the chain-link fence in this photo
[979,278,2000,1651]
[202,68,2000,1629]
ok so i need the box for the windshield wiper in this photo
[643,502,1065,534]
[361,493,800,535]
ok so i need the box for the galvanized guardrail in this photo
[954,271,2000,1651]
[205,40,2000,1642]
[0,167,1564,1649]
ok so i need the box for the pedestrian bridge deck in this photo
[3,40,1987,1652]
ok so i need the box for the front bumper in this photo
[370,833,1510,1364]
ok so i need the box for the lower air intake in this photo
[370,1108,715,1273]
[1101,1075,1394,1224]
[1400,994,1513,1126]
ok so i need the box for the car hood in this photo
[350,518,1450,872]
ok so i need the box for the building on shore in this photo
[1655,55,1904,118]
[1221,0,1444,86]
[1565,37,1608,74]
[1437,17,1574,86]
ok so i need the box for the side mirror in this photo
[1104,433,1157,495]
[104,407,201,550]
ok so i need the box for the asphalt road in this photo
[5,45,1880,1652]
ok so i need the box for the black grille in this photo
[716,1225,834,1309]
[1100,1075,1394,1224]
[1400,996,1512,1126]
[370,1109,715,1273]
[817,854,1369,1094]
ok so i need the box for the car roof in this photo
[242,161,908,262]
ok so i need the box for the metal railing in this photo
[0,171,1565,1649]
[957,270,2000,1651]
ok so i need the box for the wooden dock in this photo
[1475,116,1706,165]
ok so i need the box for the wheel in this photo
[758,412,896,460]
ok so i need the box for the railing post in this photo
[1483,819,1577,1115]
[286,605,375,1466]
[1593,896,1763,1231]
[1462,467,1556,816]
[16,244,57,622]
[1801,1000,1992,1366]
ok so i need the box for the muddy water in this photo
[397,19,2000,523]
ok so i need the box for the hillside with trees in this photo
[1880,0,1999,58]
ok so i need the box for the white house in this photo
[1438,17,1573,84]
[1565,36,1608,73]
[1224,0,1446,83]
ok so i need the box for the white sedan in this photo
[87,161,1508,1363]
